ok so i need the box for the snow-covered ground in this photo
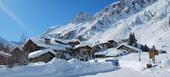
[0,0,169,76]
[0,50,170,77]
[81,68,153,77]
[0,58,117,77]
[82,52,170,77]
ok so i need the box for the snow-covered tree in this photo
[20,34,28,44]
[0,41,10,53]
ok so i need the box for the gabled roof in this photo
[10,47,23,53]
[28,49,56,59]
[95,44,103,49]
[24,37,71,51]
[54,38,80,44]
[74,44,92,49]
[11,47,22,51]
[117,44,142,52]
[94,48,128,57]
[0,51,12,57]
[94,50,107,56]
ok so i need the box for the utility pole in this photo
[137,33,141,62]
[138,50,141,61]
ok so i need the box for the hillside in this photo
[0,37,14,48]
[44,0,170,51]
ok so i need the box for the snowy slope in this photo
[0,37,14,48]
[44,0,170,50]
[44,0,157,40]
[90,0,170,49]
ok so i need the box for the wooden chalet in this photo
[99,40,118,49]
[94,50,107,58]
[0,51,12,65]
[10,47,28,65]
[22,37,72,63]
[28,49,56,63]
[90,45,103,58]
[67,40,80,47]
[23,39,45,53]
[54,38,80,47]
[72,45,92,61]
[117,44,141,53]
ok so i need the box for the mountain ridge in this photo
[43,0,170,50]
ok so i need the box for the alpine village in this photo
[0,33,165,68]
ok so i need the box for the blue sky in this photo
[0,0,115,41]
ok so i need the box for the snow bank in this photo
[162,59,170,69]
[0,58,116,77]
[119,53,150,71]
[119,60,145,71]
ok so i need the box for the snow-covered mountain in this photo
[0,37,14,48]
[44,0,170,51]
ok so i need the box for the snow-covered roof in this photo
[97,44,103,49]
[94,50,107,56]
[53,38,80,44]
[28,49,56,59]
[64,53,72,59]
[117,44,142,52]
[74,43,92,49]
[24,37,71,51]
[10,47,23,51]
[106,49,128,57]
[0,51,12,57]
[94,48,128,57]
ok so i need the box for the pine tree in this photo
[144,44,150,51]
[140,45,145,51]
[128,33,133,45]
[128,33,137,46]
[152,45,156,50]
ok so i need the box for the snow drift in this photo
[0,58,116,77]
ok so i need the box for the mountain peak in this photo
[72,11,92,23]
[43,0,169,48]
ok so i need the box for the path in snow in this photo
[81,67,153,77]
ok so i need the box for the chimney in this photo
[45,38,51,44]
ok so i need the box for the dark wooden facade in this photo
[67,41,80,47]
[10,47,28,65]
[72,46,92,61]
[0,54,11,65]
[23,39,44,53]
[90,45,103,58]
[29,52,55,63]
[99,40,118,49]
